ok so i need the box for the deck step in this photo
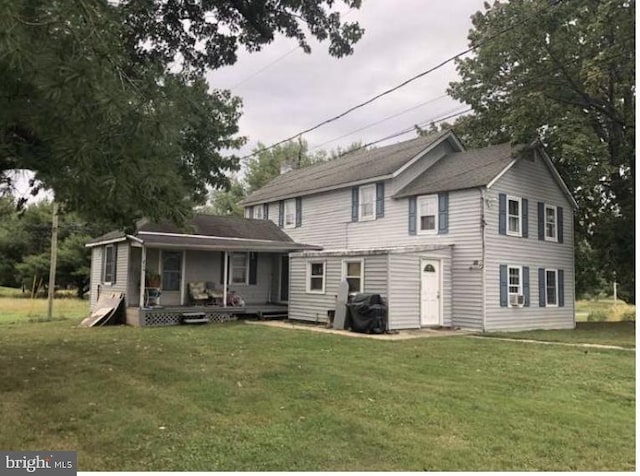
[182,312,209,324]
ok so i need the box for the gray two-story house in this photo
[242,130,577,332]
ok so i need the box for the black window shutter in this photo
[376,182,385,218]
[522,198,528,238]
[408,197,417,235]
[499,264,507,307]
[557,207,564,243]
[523,266,530,307]
[248,206,254,219]
[558,269,564,307]
[295,197,302,227]
[249,252,258,285]
[438,192,449,234]
[263,204,269,220]
[112,245,118,284]
[538,267,546,307]
[278,201,284,228]
[351,187,359,222]
[498,193,506,235]
[538,202,545,240]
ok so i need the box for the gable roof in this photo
[394,142,578,209]
[241,130,457,206]
[394,143,516,198]
[86,214,321,251]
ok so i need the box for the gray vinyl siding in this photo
[127,247,142,307]
[90,242,129,310]
[484,156,575,331]
[90,247,101,309]
[288,253,388,324]
[182,250,275,305]
[270,186,483,329]
[387,248,453,330]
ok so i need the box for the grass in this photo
[0,320,634,471]
[0,296,89,324]
[575,298,636,322]
[481,321,636,348]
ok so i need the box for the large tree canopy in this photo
[448,0,634,300]
[0,0,363,229]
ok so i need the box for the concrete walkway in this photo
[467,335,634,352]
[245,319,471,340]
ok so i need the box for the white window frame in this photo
[103,244,116,284]
[284,198,296,229]
[244,206,252,219]
[545,269,558,307]
[230,252,249,285]
[342,259,364,294]
[306,261,326,294]
[417,194,438,235]
[506,195,522,237]
[544,205,557,242]
[507,265,523,308]
[253,204,264,220]
[358,184,376,221]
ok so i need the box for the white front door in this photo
[420,259,440,326]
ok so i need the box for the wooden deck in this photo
[126,304,288,327]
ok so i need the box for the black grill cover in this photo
[346,293,387,334]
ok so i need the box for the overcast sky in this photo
[207,0,488,159]
[12,0,488,202]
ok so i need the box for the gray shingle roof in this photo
[394,143,516,197]
[242,130,451,205]
[86,214,312,248]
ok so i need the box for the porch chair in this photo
[188,281,211,306]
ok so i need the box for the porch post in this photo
[139,246,146,307]
[180,250,186,305]
[223,251,228,307]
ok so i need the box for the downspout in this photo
[480,188,487,332]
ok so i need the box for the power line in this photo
[238,0,560,161]
[309,94,449,151]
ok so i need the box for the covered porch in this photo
[125,231,319,327]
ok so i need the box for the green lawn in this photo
[0,296,89,324]
[0,320,634,471]
[482,321,636,348]
[575,298,636,322]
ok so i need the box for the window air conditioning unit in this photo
[510,294,525,307]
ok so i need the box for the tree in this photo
[202,179,247,217]
[448,0,635,301]
[1,0,364,229]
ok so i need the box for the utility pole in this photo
[47,202,59,320]
[613,271,618,305]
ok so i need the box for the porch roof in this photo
[86,214,322,252]
[136,232,321,252]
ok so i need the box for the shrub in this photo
[587,310,608,322]
[609,304,636,322]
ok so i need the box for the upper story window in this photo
[307,261,325,294]
[545,205,557,241]
[103,245,116,284]
[231,252,249,284]
[359,184,376,221]
[507,195,522,237]
[254,204,264,220]
[161,251,182,291]
[284,199,296,228]
[418,195,438,234]
[342,260,364,293]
